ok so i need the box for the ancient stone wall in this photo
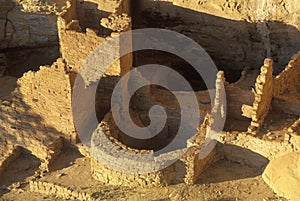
[76,0,131,32]
[242,59,273,133]
[271,52,300,116]
[273,51,300,99]
[0,59,74,173]
[226,84,255,120]
[58,0,132,74]
[57,0,133,119]
[58,27,107,73]
[91,149,218,187]
[0,98,64,172]
[17,59,76,142]
[29,181,97,201]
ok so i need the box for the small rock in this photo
[57,173,67,178]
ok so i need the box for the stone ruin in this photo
[0,0,300,200]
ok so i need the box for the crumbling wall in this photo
[271,52,300,116]
[58,28,107,73]
[29,181,97,201]
[58,0,132,74]
[57,0,132,118]
[0,97,64,172]
[76,0,130,32]
[184,114,219,185]
[0,58,75,172]
[273,51,300,98]
[241,59,273,133]
[17,59,76,142]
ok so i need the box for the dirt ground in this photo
[0,143,286,201]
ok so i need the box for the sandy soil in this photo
[0,143,286,201]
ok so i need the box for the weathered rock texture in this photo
[246,59,273,133]
[133,0,300,72]
[57,0,132,74]
[90,112,218,187]
[273,51,300,116]
[0,145,21,177]
[17,59,76,142]
[262,152,300,201]
[288,118,300,152]
[29,181,97,201]
[0,0,64,49]
[0,0,299,196]
[0,59,73,173]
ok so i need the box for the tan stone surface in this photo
[263,152,300,200]
[246,59,273,133]
[0,0,66,49]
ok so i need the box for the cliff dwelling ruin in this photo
[0,0,300,200]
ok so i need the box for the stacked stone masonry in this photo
[238,59,274,134]
[57,0,132,75]
[29,181,97,201]
[91,112,219,187]
[0,59,72,173]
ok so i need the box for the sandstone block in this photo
[263,152,300,200]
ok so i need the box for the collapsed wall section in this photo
[273,51,300,98]
[272,51,300,116]
[57,0,132,75]
[17,59,76,142]
[57,0,132,119]
[241,59,273,134]
[0,59,74,171]
[0,95,64,172]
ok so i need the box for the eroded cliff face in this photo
[133,0,300,73]
[0,0,66,49]
[0,0,67,77]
